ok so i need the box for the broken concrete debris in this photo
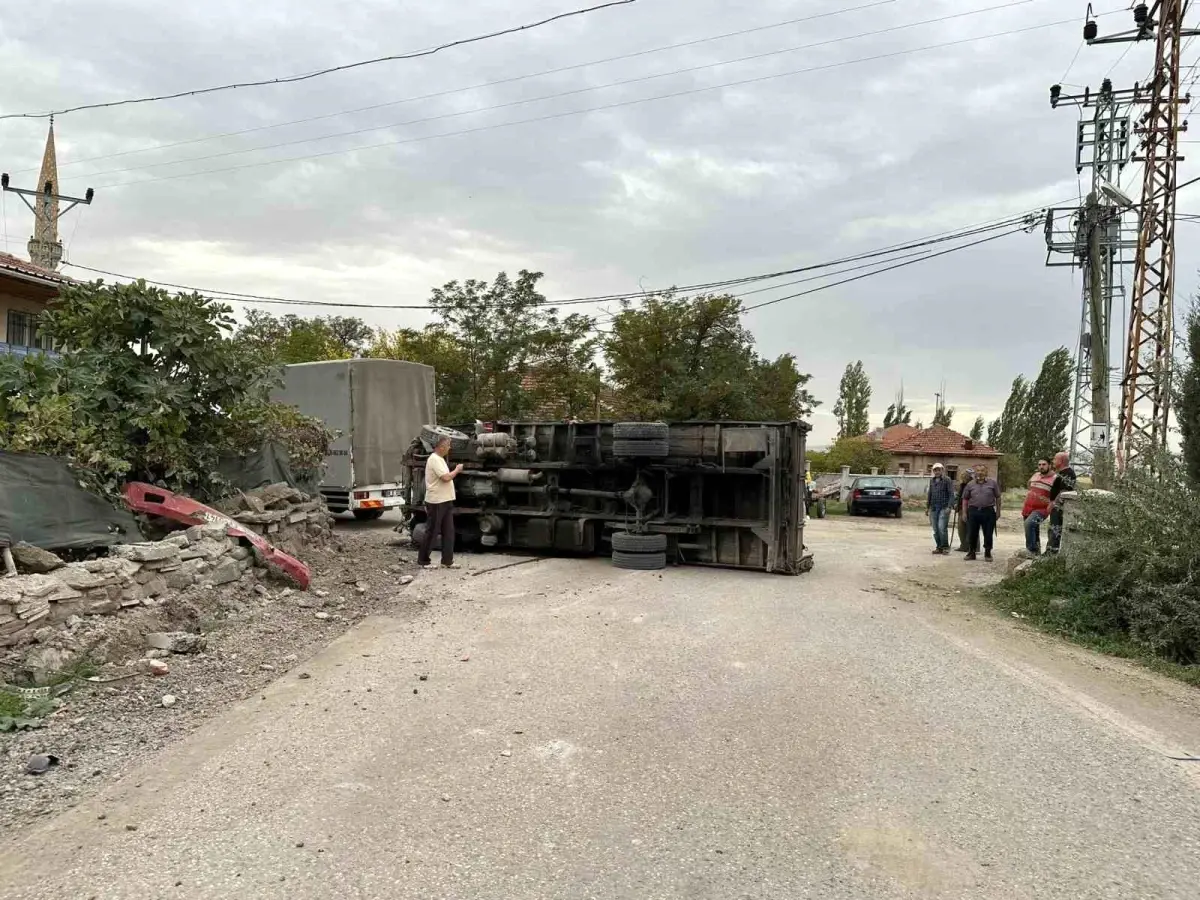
[10,542,64,574]
[0,486,333,650]
[144,632,206,655]
[24,753,59,775]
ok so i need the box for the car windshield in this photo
[855,478,895,488]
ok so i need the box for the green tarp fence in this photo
[0,451,141,551]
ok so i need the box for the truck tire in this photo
[612,550,667,571]
[613,438,669,459]
[420,425,472,456]
[611,531,667,553]
[352,509,385,521]
[613,422,669,441]
[813,499,827,519]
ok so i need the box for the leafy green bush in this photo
[0,279,331,501]
[996,451,1200,664]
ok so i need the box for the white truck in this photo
[273,359,436,520]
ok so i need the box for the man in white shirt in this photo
[418,436,463,569]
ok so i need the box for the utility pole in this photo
[0,120,93,271]
[1045,78,1138,486]
[1086,1,1200,470]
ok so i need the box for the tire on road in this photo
[612,422,669,441]
[811,499,827,519]
[611,531,667,553]
[612,550,667,571]
[352,509,385,521]
[612,438,669,459]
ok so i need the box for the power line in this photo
[0,1,639,121]
[60,209,1047,312]
[32,0,904,175]
[91,11,1113,191]
[66,0,1051,182]
[741,226,1030,312]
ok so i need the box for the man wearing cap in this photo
[925,463,954,554]
[962,465,1003,561]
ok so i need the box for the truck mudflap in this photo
[123,483,311,589]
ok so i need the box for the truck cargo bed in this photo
[402,420,811,575]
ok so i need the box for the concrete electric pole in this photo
[1045,78,1138,486]
[1087,1,1200,470]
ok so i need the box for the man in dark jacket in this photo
[925,463,955,554]
[1046,451,1077,554]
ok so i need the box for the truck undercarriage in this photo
[401,420,812,575]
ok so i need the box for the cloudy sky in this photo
[3,0,1199,445]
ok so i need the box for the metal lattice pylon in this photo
[1119,0,1189,469]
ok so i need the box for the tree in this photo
[1021,347,1073,469]
[233,311,373,364]
[1176,298,1200,485]
[604,292,817,420]
[426,270,600,422]
[882,387,912,427]
[823,436,892,474]
[0,279,328,499]
[992,376,1031,456]
[933,404,954,428]
[833,360,872,438]
[970,416,985,442]
[986,417,1001,446]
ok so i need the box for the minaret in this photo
[27,119,62,270]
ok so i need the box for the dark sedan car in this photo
[847,476,902,518]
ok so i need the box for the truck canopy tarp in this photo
[0,451,141,550]
[272,359,436,489]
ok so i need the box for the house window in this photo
[898,463,910,474]
[946,465,958,481]
[5,310,49,349]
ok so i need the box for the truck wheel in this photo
[611,531,667,553]
[612,550,667,571]
[352,509,385,521]
[814,499,827,519]
[613,438,669,459]
[613,422,669,441]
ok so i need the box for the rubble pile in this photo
[1,485,332,650]
[214,483,334,553]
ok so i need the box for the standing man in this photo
[1046,451,1078,554]
[418,435,463,570]
[1021,458,1055,556]
[953,468,974,552]
[925,463,954,554]
[962,465,1003,561]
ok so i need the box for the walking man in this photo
[962,465,1003,561]
[418,436,462,569]
[953,468,974,551]
[1046,450,1078,554]
[1021,458,1055,555]
[926,463,954,554]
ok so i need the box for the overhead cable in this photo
[0,1,639,121]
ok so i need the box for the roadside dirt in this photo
[0,520,430,833]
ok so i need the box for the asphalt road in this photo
[3,518,1200,899]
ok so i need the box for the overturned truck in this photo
[401,420,812,574]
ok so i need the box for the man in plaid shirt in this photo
[925,463,955,554]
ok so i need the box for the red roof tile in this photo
[0,252,66,285]
[883,424,1000,458]
[863,423,920,449]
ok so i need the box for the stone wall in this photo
[0,487,331,649]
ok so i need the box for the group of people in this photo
[924,452,1077,560]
